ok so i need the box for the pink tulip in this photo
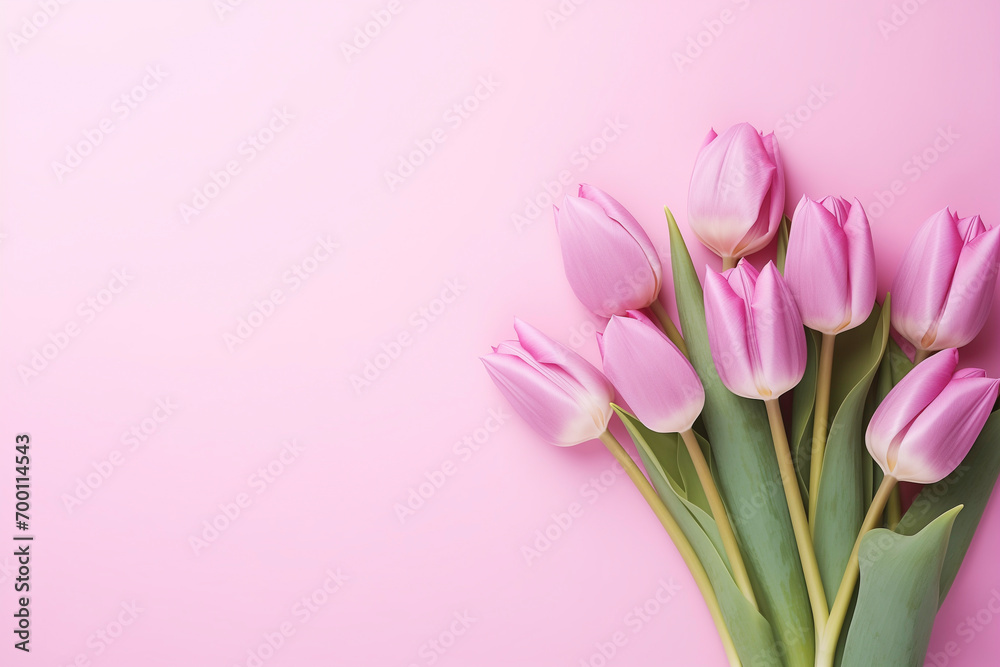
[866,348,998,484]
[482,318,615,446]
[784,195,877,334]
[554,184,662,318]
[599,310,705,433]
[688,123,785,263]
[703,259,807,400]
[892,208,1000,352]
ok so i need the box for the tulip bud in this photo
[599,311,705,433]
[688,123,785,263]
[554,184,662,318]
[892,208,1000,351]
[482,318,615,446]
[866,348,998,484]
[784,195,877,334]
[703,260,807,400]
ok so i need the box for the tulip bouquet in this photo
[482,123,1000,667]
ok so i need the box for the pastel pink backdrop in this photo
[2,1,998,665]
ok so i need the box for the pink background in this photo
[2,0,999,665]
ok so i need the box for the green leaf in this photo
[675,432,714,517]
[827,299,890,417]
[791,329,820,499]
[666,208,814,666]
[886,336,915,384]
[842,507,962,667]
[813,300,890,601]
[896,411,1000,600]
[864,351,893,507]
[776,215,791,274]
[616,408,782,666]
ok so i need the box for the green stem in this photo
[914,349,931,364]
[886,486,901,530]
[680,429,759,611]
[722,255,737,271]
[764,399,829,635]
[599,431,741,666]
[649,300,690,358]
[808,333,836,532]
[815,476,897,667]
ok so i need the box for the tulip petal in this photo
[843,199,877,330]
[689,123,777,258]
[578,184,663,292]
[739,131,784,257]
[933,225,1000,349]
[751,262,807,397]
[557,197,660,317]
[601,315,704,433]
[865,348,959,473]
[703,267,758,399]
[820,195,850,222]
[893,375,999,483]
[958,214,986,241]
[482,353,607,446]
[700,128,718,150]
[624,308,659,330]
[785,197,852,333]
[891,209,964,349]
[513,318,614,404]
[723,257,760,298]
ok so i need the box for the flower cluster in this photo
[482,122,1000,667]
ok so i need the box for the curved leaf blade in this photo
[842,507,962,667]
